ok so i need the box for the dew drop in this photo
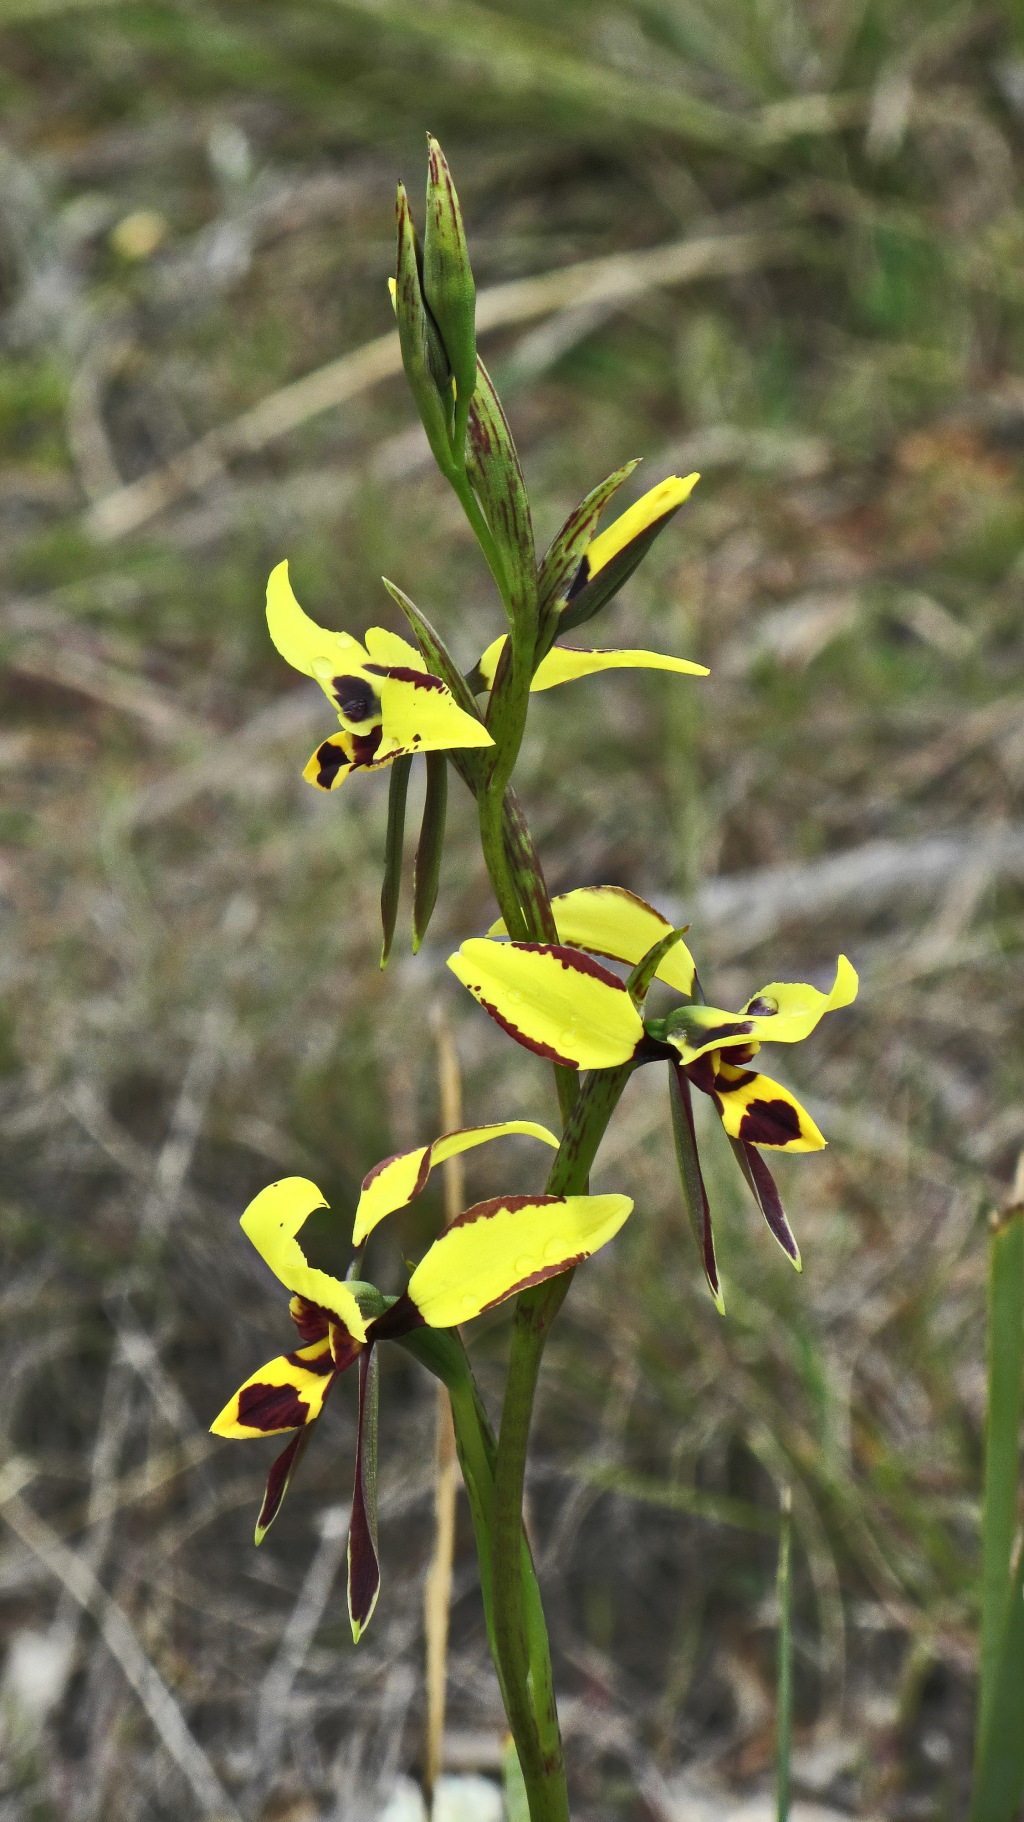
[543,1236,566,1261]
[514,1255,535,1276]
[312,657,333,679]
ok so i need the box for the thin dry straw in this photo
[775,1486,793,1822]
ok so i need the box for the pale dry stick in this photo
[0,1486,244,1822]
[85,228,802,541]
[422,1009,466,1810]
[251,1504,351,1799]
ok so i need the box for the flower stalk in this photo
[213,135,859,1822]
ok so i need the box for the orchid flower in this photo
[447,886,857,1308]
[472,475,709,695]
[266,561,493,793]
[211,1123,631,1636]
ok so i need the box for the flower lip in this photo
[332,675,379,722]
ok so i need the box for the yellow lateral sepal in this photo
[448,939,644,1070]
[352,1119,560,1244]
[210,1339,335,1438]
[708,1061,826,1151]
[266,561,365,687]
[667,957,859,1063]
[407,1192,633,1328]
[583,473,699,578]
[240,1179,369,1340]
[531,646,708,689]
[476,633,707,693]
[489,884,697,998]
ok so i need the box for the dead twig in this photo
[0,1485,244,1822]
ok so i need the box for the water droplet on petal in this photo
[312,658,333,679]
[515,1255,535,1276]
[543,1236,566,1261]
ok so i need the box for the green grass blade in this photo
[978,1208,1024,1746]
[776,1486,793,1822]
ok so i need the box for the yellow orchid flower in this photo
[266,561,493,792]
[211,1152,631,1634]
[448,885,857,1307]
[469,474,708,694]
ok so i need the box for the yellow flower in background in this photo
[266,561,493,791]
[211,1127,632,1634]
[449,885,857,1308]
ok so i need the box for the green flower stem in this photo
[489,1063,635,1819]
[450,466,512,613]
[400,1327,565,1821]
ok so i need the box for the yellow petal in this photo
[448,939,644,1069]
[352,1119,560,1245]
[667,957,859,1063]
[581,473,699,581]
[477,633,707,692]
[373,672,494,754]
[531,645,708,689]
[363,626,426,670]
[240,1178,369,1340]
[302,730,400,791]
[266,561,366,686]
[210,1339,335,1438]
[489,885,697,998]
[701,1059,826,1151]
[407,1192,633,1328]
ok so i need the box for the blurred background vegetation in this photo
[1,1,1023,1817]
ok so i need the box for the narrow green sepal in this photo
[413,751,448,951]
[423,136,477,461]
[628,925,691,1008]
[466,357,536,629]
[395,184,456,475]
[380,753,413,968]
[668,1061,724,1312]
[536,459,641,655]
[558,501,685,634]
[379,578,488,790]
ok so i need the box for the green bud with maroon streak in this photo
[394,183,456,476]
[423,134,477,460]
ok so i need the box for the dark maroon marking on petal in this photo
[348,1348,380,1631]
[256,1426,313,1539]
[364,664,446,692]
[284,1346,334,1376]
[349,727,383,767]
[565,554,591,600]
[367,1291,425,1342]
[475,993,580,1069]
[507,941,630,993]
[738,1098,803,1148]
[693,1019,754,1047]
[289,1297,331,1344]
[742,1143,799,1261]
[634,1031,674,1064]
[480,1253,587,1311]
[744,995,779,1017]
[446,1192,561,1233]
[685,1054,717,1097]
[359,1143,433,1205]
[237,1381,310,1433]
[331,675,379,723]
[314,740,348,790]
[329,1324,365,1372]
